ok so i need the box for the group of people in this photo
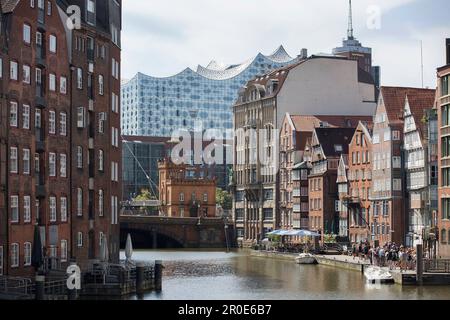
[349,242,416,272]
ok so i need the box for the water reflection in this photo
[123,250,450,300]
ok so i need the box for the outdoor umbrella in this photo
[31,225,44,272]
[125,233,133,262]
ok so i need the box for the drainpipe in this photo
[69,64,75,262]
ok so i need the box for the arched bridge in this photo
[120,215,236,249]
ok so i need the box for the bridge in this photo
[120,215,236,249]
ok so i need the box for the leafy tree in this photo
[216,188,232,210]
[133,189,155,201]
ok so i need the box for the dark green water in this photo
[122,250,450,300]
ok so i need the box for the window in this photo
[11,244,19,268]
[98,190,104,216]
[31,0,35,8]
[393,179,402,191]
[112,127,119,147]
[442,198,450,220]
[47,0,51,15]
[0,57,3,78]
[203,193,208,203]
[384,130,391,142]
[49,34,57,53]
[10,101,18,127]
[10,147,18,173]
[373,134,380,144]
[23,148,30,175]
[10,61,18,80]
[22,104,30,129]
[76,146,83,168]
[443,168,450,187]
[392,131,401,141]
[393,156,401,169]
[61,240,68,262]
[49,73,56,91]
[23,24,31,43]
[77,232,83,247]
[49,110,56,134]
[10,196,19,223]
[112,58,119,79]
[60,112,67,136]
[0,246,3,275]
[99,75,104,95]
[264,189,274,201]
[49,153,56,177]
[179,193,185,202]
[61,197,67,222]
[77,68,83,89]
[24,196,31,223]
[98,150,104,171]
[87,0,96,25]
[442,75,449,97]
[60,76,67,94]
[263,209,273,221]
[111,24,119,47]
[49,196,56,222]
[77,107,85,128]
[112,92,119,113]
[23,65,31,84]
[111,196,118,225]
[98,113,106,133]
[60,154,67,177]
[111,162,118,182]
[77,188,83,216]
[35,67,42,85]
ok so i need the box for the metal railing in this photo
[0,276,34,296]
[424,259,450,273]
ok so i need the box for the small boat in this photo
[364,267,394,284]
[295,253,317,265]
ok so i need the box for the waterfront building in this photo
[437,38,450,258]
[158,159,216,218]
[308,128,356,240]
[279,114,372,232]
[341,121,373,244]
[337,155,350,240]
[332,0,381,91]
[232,55,376,247]
[121,46,306,137]
[403,90,436,247]
[370,86,435,246]
[0,0,121,276]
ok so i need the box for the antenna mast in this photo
[420,40,424,88]
[347,0,354,40]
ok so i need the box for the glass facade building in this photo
[121,46,305,137]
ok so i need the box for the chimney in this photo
[447,38,450,65]
[299,48,308,59]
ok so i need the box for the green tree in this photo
[134,189,154,201]
[216,188,232,210]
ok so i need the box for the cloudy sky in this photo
[122,0,450,88]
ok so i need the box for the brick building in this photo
[158,159,216,218]
[0,0,121,276]
[438,39,450,258]
[345,121,373,244]
[371,86,435,246]
[279,114,371,232]
[308,128,355,240]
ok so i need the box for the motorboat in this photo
[364,266,394,284]
[295,253,317,265]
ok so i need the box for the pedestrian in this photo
[379,247,385,267]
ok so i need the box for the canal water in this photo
[122,250,450,300]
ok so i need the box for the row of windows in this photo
[10,102,67,135]
[10,240,68,268]
[5,60,67,94]
[22,22,57,52]
[10,195,67,223]
[10,147,67,177]
[178,192,209,203]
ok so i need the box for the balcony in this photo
[35,128,45,151]
[35,84,46,108]
[36,44,46,67]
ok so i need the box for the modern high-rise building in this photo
[0,0,121,276]
[121,46,306,137]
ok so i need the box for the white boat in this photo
[295,253,317,265]
[364,266,394,284]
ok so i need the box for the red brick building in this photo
[309,128,356,241]
[438,39,450,258]
[0,0,121,276]
[371,86,435,246]
[346,121,373,244]
[158,159,216,218]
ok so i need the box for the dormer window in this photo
[335,145,343,152]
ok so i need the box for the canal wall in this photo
[315,255,369,273]
[250,251,298,262]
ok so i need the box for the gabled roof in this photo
[1,0,19,13]
[337,154,349,184]
[405,89,436,131]
[313,128,356,158]
[351,121,373,145]
[289,115,371,132]
[379,86,435,124]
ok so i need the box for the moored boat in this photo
[364,266,394,284]
[295,253,317,265]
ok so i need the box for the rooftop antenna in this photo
[420,40,424,88]
[347,0,354,40]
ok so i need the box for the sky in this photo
[121,0,450,89]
